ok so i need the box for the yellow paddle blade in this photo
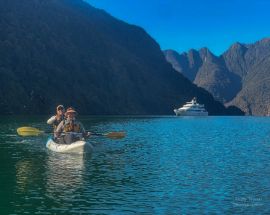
[104,132,126,139]
[17,127,44,137]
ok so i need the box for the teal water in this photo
[0,116,270,214]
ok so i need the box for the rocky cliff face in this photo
[164,38,270,115]
[0,0,242,115]
[223,39,270,115]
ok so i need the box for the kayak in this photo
[46,138,93,154]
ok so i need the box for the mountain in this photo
[0,0,242,115]
[164,38,270,115]
[164,48,241,103]
[223,39,270,115]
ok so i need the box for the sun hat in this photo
[65,107,77,115]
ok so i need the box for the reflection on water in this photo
[1,116,270,214]
[16,160,35,193]
[14,151,92,214]
[45,153,86,200]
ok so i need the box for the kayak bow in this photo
[46,138,93,154]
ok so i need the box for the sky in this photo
[85,0,270,55]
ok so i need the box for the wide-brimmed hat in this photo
[65,107,77,115]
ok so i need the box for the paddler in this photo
[47,105,65,131]
[55,107,90,144]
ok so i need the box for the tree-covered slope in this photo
[0,0,242,115]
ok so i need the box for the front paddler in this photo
[55,107,90,144]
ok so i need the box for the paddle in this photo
[17,127,126,139]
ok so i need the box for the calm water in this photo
[0,116,270,214]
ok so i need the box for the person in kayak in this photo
[47,105,65,131]
[55,107,90,144]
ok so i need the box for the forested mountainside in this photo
[0,0,242,115]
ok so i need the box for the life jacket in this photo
[63,119,81,132]
[53,116,64,130]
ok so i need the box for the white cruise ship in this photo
[174,97,208,116]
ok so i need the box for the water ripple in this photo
[0,116,270,214]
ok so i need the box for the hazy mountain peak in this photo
[188,48,198,54]
[198,47,220,65]
[199,47,215,58]
[164,37,270,115]
[229,42,246,51]
[256,37,270,45]
[164,49,180,56]
[224,42,248,63]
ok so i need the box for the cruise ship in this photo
[174,97,208,116]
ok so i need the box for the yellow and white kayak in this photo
[46,138,93,154]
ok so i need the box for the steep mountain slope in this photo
[164,38,270,115]
[164,48,241,103]
[0,0,241,115]
[223,39,270,115]
[193,48,241,103]
[227,54,270,115]
[164,49,202,81]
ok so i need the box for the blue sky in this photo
[85,0,270,55]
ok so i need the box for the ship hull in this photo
[174,109,208,116]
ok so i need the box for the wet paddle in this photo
[17,127,126,139]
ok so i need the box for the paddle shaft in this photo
[17,127,125,139]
